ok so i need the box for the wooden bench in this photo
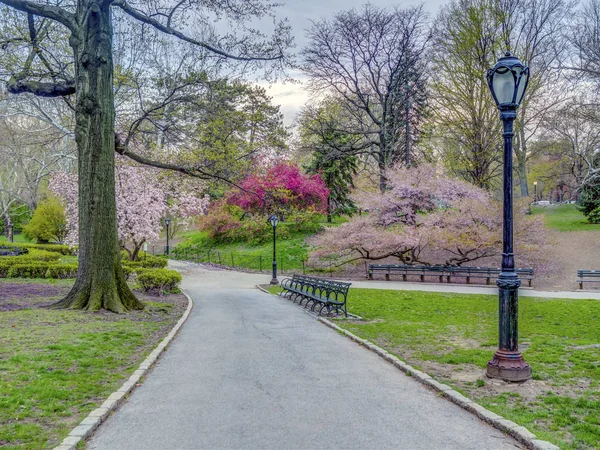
[367,264,534,287]
[577,270,600,289]
[280,274,351,317]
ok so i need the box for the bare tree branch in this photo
[0,0,76,32]
[112,0,283,62]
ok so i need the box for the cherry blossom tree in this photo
[51,158,209,260]
[310,165,551,272]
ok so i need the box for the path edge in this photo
[317,317,558,450]
[52,292,194,450]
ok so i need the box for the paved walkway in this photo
[88,263,522,450]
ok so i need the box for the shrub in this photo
[136,269,182,295]
[8,263,52,278]
[122,255,168,269]
[22,196,68,244]
[587,206,600,224]
[0,242,74,255]
[45,264,78,279]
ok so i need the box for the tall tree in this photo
[302,4,429,192]
[0,0,291,312]
[299,100,358,222]
[498,0,572,197]
[430,0,504,189]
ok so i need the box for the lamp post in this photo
[485,51,532,382]
[164,218,171,256]
[269,215,279,285]
[533,181,538,202]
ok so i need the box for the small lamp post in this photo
[269,215,279,285]
[533,181,538,202]
[164,218,171,256]
[485,51,532,382]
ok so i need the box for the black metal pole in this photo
[486,109,531,382]
[534,183,537,202]
[270,225,278,285]
[165,223,170,256]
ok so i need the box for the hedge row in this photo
[2,263,78,279]
[0,251,181,293]
[0,242,74,255]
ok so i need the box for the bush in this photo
[197,202,294,245]
[122,255,168,269]
[0,242,74,255]
[136,269,182,295]
[587,206,600,224]
[8,263,52,278]
[22,196,68,244]
[45,264,78,279]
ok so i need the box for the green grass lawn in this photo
[0,280,186,449]
[269,286,600,449]
[532,204,600,232]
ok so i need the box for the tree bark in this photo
[53,0,143,312]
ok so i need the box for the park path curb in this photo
[52,292,194,450]
[317,317,559,450]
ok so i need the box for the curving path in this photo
[88,263,522,450]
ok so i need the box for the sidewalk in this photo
[87,263,522,450]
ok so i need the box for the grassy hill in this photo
[532,204,600,232]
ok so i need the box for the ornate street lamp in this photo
[269,215,279,285]
[164,218,171,256]
[486,51,532,382]
[533,181,538,202]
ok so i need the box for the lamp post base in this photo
[270,278,279,285]
[486,350,531,382]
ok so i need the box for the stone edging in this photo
[52,292,194,450]
[317,317,558,450]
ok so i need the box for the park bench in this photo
[367,264,446,282]
[367,264,534,287]
[577,269,600,289]
[280,274,351,317]
[445,266,534,287]
[0,246,27,256]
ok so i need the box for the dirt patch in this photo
[0,283,67,300]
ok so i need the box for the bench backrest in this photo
[578,269,600,277]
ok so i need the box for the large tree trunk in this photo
[53,1,143,312]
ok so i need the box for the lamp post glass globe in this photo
[269,215,279,285]
[485,51,532,382]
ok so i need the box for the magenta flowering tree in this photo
[51,158,209,260]
[310,165,551,272]
[228,163,329,217]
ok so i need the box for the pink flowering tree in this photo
[310,165,551,273]
[228,163,329,218]
[51,158,209,260]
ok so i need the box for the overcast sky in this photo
[260,0,448,126]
